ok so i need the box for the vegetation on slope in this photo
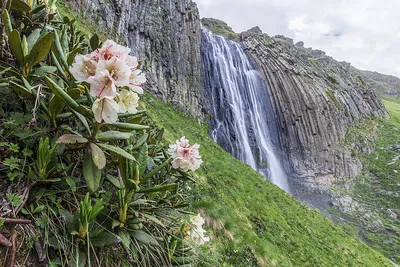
[143,94,392,266]
[332,98,400,262]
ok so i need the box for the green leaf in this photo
[71,109,91,135]
[106,175,121,188]
[90,143,106,170]
[27,29,41,52]
[96,131,133,142]
[67,47,82,65]
[53,30,69,70]
[131,230,159,246]
[97,143,136,161]
[90,34,100,50]
[141,213,166,228]
[83,152,102,192]
[10,0,31,12]
[64,176,76,192]
[136,184,177,193]
[27,32,54,67]
[45,76,79,111]
[69,248,86,267]
[10,81,34,99]
[132,133,148,150]
[118,229,131,248]
[138,142,148,176]
[141,158,172,185]
[21,35,28,57]
[8,30,24,67]
[3,10,12,35]
[34,66,57,77]
[56,134,88,144]
[60,29,69,55]
[91,231,119,248]
[108,122,150,131]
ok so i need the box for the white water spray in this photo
[202,28,290,193]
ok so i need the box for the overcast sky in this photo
[196,0,400,77]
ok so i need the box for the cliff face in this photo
[239,32,389,197]
[65,0,205,117]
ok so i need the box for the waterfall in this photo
[202,28,290,193]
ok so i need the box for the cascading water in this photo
[202,28,290,193]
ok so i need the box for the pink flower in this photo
[70,54,97,82]
[128,69,146,94]
[96,57,131,87]
[87,69,117,98]
[97,40,131,61]
[168,137,202,171]
[92,97,119,123]
[124,55,139,70]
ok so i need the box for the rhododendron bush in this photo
[0,2,205,266]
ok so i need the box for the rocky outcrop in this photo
[357,69,400,97]
[238,31,389,196]
[65,0,205,117]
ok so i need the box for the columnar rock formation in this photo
[66,0,205,117]
[239,31,389,195]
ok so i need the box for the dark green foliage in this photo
[0,3,197,266]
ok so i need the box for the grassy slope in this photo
[143,94,391,266]
[333,98,400,261]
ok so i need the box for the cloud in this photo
[196,0,400,77]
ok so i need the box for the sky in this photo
[196,0,400,77]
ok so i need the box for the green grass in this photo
[331,98,400,261]
[335,98,400,261]
[56,2,109,41]
[143,94,391,266]
[326,90,341,110]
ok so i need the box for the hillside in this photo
[144,94,392,266]
[329,98,400,262]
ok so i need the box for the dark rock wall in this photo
[66,0,205,117]
[240,32,389,195]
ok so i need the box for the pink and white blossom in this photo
[167,137,202,171]
[87,69,117,98]
[117,89,139,114]
[92,97,120,123]
[97,40,131,61]
[128,69,146,94]
[70,54,97,82]
[96,57,131,87]
[71,40,146,124]
[124,55,139,70]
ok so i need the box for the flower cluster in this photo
[167,137,202,171]
[188,214,210,245]
[70,40,146,123]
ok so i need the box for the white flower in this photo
[188,214,210,245]
[117,89,139,114]
[125,55,139,70]
[128,69,146,94]
[168,137,202,171]
[70,54,97,82]
[92,97,119,123]
[87,69,117,98]
[97,57,131,87]
[98,40,131,61]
